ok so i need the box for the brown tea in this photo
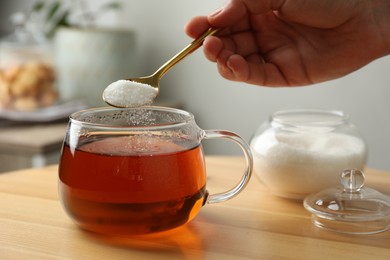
[59,136,207,235]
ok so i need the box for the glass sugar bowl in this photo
[250,109,368,200]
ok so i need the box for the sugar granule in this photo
[251,131,367,199]
[103,80,158,107]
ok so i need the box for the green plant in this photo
[30,0,122,38]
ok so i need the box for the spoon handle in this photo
[153,27,220,80]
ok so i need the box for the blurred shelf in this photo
[0,100,183,173]
[0,122,67,173]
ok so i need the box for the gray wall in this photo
[114,0,390,170]
[3,0,390,170]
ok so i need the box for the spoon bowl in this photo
[102,27,219,107]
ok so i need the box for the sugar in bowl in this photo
[250,109,368,200]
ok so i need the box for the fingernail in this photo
[209,8,223,17]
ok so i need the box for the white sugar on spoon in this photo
[102,27,219,108]
[103,80,158,108]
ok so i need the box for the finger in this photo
[216,51,240,81]
[229,31,260,57]
[203,36,223,62]
[223,54,249,81]
[219,54,289,86]
[208,0,278,27]
[208,1,247,27]
[185,16,211,39]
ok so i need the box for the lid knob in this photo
[340,169,365,192]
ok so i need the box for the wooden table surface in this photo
[1,156,390,260]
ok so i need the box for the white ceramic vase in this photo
[54,27,136,107]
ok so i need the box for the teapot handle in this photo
[202,130,253,204]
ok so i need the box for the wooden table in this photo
[1,156,390,260]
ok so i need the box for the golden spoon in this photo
[102,27,219,107]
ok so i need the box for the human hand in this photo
[186,0,390,87]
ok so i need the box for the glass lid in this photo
[303,169,390,234]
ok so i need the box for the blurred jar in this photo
[0,13,58,111]
[250,109,368,200]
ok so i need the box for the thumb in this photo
[208,0,277,27]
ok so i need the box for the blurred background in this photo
[1,0,390,171]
